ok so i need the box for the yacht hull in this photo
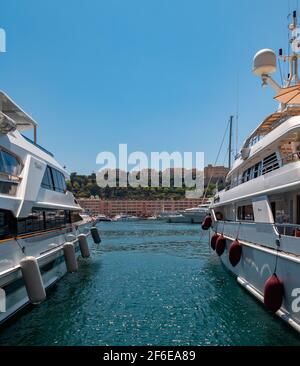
[213,230,300,333]
[0,220,96,325]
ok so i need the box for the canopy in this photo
[0,91,37,131]
[274,85,300,105]
[242,107,300,148]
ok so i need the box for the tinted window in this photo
[41,166,53,190]
[56,170,65,192]
[237,205,254,221]
[0,210,15,239]
[40,166,66,193]
[0,181,18,195]
[0,150,21,176]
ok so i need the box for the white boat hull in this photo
[0,220,95,324]
[213,228,300,333]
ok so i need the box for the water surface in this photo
[0,221,299,346]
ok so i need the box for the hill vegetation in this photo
[67,172,218,200]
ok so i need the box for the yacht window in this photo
[51,168,66,192]
[0,182,18,195]
[41,166,53,190]
[253,162,262,178]
[0,153,5,173]
[0,149,21,177]
[17,209,72,235]
[262,153,279,175]
[41,166,66,193]
[58,171,67,192]
[0,210,15,239]
[237,205,254,221]
[245,168,252,182]
[1,151,21,176]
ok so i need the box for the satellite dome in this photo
[253,49,277,76]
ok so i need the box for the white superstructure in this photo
[0,91,96,323]
[209,11,300,333]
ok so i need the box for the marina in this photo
[2,0,300,352]
[0,220,299,346]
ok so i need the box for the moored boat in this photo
[0,91,96,324]
[209,10,300,333]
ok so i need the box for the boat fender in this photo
[63,242,78,273]
[229,240,242,267]
[78,234,90,258]
[201,215,212,230]
[211,233,219,250]
[91,226,101,244]
[20,256,46,305]
[264,274,284,313]
[216,235,226,256]
[66,234,76,242]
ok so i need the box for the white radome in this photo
[253,48,277,76]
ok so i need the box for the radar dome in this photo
[253,49,277,76]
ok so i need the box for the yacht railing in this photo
[225,151,300,191]
[240,113,295,154]
[276,223,300,237]
[213,220,300,243]
[22,134,54,157]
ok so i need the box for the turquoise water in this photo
[0,220,299,346]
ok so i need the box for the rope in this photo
[214,146,230,192]
[202,119,230,201]
[221,220,225,235]
[278,57,284,86]
[235,221,242,240]
[15,237,26,255]
[273,234,281,274]
[214,221,218,234]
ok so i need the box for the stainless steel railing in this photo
[225,151,300,191]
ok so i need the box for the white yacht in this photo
[167,203,211,224]
[0,91,97,323]
[182,203,211,223]
[209,11,300,333]
[113,214,140,221]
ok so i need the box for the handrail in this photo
[214,220,300,238]
[22,134,54,157]
[225,151,300,191]
[276,223,300,237]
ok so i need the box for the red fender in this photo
[201,216,212,230]
[264,274,284,313]
[216,235,226,256]
[229,240,242,267]
[210,233,219,251]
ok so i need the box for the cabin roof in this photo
[243,107,300,148]
[0,91,38,131]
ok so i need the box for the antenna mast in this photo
[280,10,300,86]
[228,116,233,169]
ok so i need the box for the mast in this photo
[228,115,233,169]
[279,10,300,87]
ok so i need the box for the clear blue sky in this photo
[0,0,296,174]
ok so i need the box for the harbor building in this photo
[78,198,209,217]
[204,164,230,186]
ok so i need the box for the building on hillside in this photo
[204,164,230,186]
[78,198,209,217]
